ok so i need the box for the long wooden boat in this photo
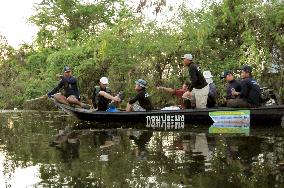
[51,99,284,126]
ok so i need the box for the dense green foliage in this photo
[0,0,283,109]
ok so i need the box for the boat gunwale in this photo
[52,99,284,115]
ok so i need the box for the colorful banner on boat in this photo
[209,110,250,124]
[209,122,250,135]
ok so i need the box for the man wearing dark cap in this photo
[47,66,89,108]
[181,53,209,108]
[126,79,153,111]
[220,70,242,101]
[227,65,261,108]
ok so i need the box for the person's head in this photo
[220,71,234,82]
[63,66,72,77]
[241,65,252,79]
[135,79,147,91]
[182,81,191,91]
[181,53,193,66]
[99,77,109,89]
[203,71,213,84]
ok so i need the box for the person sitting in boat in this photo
[92,77,121,111]
[46,66,89,109]
[227,65,261,108]
[220,70,242,105]
[156,81,191,109]
[203,71,217,108]
[126,79,153,112]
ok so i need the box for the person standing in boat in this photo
[181,53,209,108]
[46,66,89,108]
[220,70,242,105]
[203,71,217,108]
[92,77,121,111]
[156,81,192,109]
[227,65,261,108]
[126,79,153,111]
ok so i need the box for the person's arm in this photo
[128,94,139,105]
[157,86,175,94]
[232,80,248,97]
[47,79,64,97]
[98,91,121,102]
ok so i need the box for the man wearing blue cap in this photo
[220,70,242,101]
[47,66,89,108]
[181,53,209,108]
[126,79,153,111]
[227,65,261,108]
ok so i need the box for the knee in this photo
[54,93,64,100]
[226,99,235,107]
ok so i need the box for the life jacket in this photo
[92,86,111,108]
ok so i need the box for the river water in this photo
[0,111,284,187]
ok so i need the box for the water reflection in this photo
[209,122,250,135]
[0,111,284,187]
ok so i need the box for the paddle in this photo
[25,95,48,102]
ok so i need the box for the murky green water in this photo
[0,111,284,187]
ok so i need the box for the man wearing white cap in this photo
[181,54,209,108]
[92,77,121,111]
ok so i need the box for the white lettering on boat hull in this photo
[146,114,185,130]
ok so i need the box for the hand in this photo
[182,91,192,99]
[56,74,63,79]
[231,90,239,96]
[157,86,163,90]
[113,96,121,102]
[43,94,49,99]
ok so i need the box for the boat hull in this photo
[51,99,284,126]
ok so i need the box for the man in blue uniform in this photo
[227,66,261,108]
[220,70,242,103]
[47,66,89,108]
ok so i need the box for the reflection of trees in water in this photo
[1,112,284,187]
[191,135,284,187]
[0,112,75,186]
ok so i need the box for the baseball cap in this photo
[63,66,71,73]
[135,79,147,88]
[242,65,252,73]
[181,54,193,60]
[220,70,232,79]
[100,77,109,85]
[203,71,213,79]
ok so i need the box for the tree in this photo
[30,0,124,48]
[0,33,14,63]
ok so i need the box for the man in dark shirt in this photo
[227,66,261,108]
[181,53,209,108]
[47,66,88,108]
[126,79,153,111]
[220,70,242,101]
[92,77,121,111]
